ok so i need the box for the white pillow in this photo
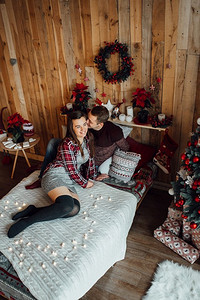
[114,123,132,138]
[109,149,141,183]
[98,157,112,174]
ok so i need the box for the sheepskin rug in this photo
[143,260,200,300]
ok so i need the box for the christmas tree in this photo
[171,119,200,229]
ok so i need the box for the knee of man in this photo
[46,138,61,152]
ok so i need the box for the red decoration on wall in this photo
[190,222,198,229]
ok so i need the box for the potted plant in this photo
[7,112,25,143]
[131,88,155,123]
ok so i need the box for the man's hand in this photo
[95,174,109,181]
[86,180,94,188]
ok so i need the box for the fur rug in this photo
[143,260,200,300]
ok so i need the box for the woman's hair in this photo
[91,106,109,124]
[65,110,94,157]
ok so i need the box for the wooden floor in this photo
[0,152,200,300]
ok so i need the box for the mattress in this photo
[0,171,137,300]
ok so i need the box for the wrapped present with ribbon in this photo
[162,217,181,236]
[182,220,192,243]
[168,202,182,221]
[154,226,199,264]
[191,228,200,250]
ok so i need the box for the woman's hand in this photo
[86,180,94,188]
[95,174,109,181]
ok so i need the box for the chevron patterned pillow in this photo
[109,149,141,183]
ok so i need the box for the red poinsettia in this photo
[132,88,155,109]
[7,113,25,129]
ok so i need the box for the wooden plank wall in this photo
[0,0,199,183]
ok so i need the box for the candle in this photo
[127,106,133,117]
[158,114,165,122]
[119,114,126,121]
[66,103,73,110]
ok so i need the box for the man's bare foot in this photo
[95,174,109,181]
[25,179,41,189]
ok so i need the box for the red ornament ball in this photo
[181,214,188,219]
[185,158,190,165]
[193,156,199,163]
[194,140,198,146]
[190,222,197,229]
[198,209,200,214]
[188,141,192,147]
[181,153,186,160]
[195,196,200,203]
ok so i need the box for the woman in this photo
[8,111,97,238]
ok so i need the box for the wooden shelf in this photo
[60,113,167,132]
[110,118,167,131]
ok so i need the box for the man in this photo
[26,106,129,189]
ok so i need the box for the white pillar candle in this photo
[119,114,126,121]
[66,103,73,110]
[127,106,133,117]
[158,113,165,122]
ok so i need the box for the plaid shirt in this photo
[44,137,97,188]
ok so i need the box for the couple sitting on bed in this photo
[8,106,129,238]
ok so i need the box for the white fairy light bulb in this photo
[82,244,86,248]
[37,245,41,250]
[83,211,87,215]
[15,202,18,205]
[41,263,46,269]
[19,239,23,244]
[22,203,26,207]
[108,197,111,201]
[44,248,47,252]
[92,220,96,224]
[19,261,23,266]
[0,213,3,217]
[47,245,50,249]
[100,196,103,199]
[60,242,65,248]
[96,197,99,201]
[4,206,8,210]
[28,267,32,273]
[6,200,9,204]
[15,241,19,245]
[90,194,93,198]
[84,234,88,239]
[18,206,22,210]
[19,253,23,257]
[8,247,12,252]
[27,242,31,246]
[64,256,68,261]
[89,229,93,233]
[84,216,88,220]
[72,239,77,245]
[52,251,57,256]
[73,245,77,250]
[52,261,57,266]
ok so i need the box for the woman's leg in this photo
[8,187,80,238]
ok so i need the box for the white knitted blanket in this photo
[0,171,137,300]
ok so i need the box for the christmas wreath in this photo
[94,40,134,84]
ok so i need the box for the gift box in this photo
[191,228,200,250]
[182,220,192,242]
[154,226,200,264]
[168,202,182,221]
[162,217,181,236]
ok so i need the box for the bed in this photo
[0,170,138,300]
[0,129,158,300]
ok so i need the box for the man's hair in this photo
[91,106,109,124]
